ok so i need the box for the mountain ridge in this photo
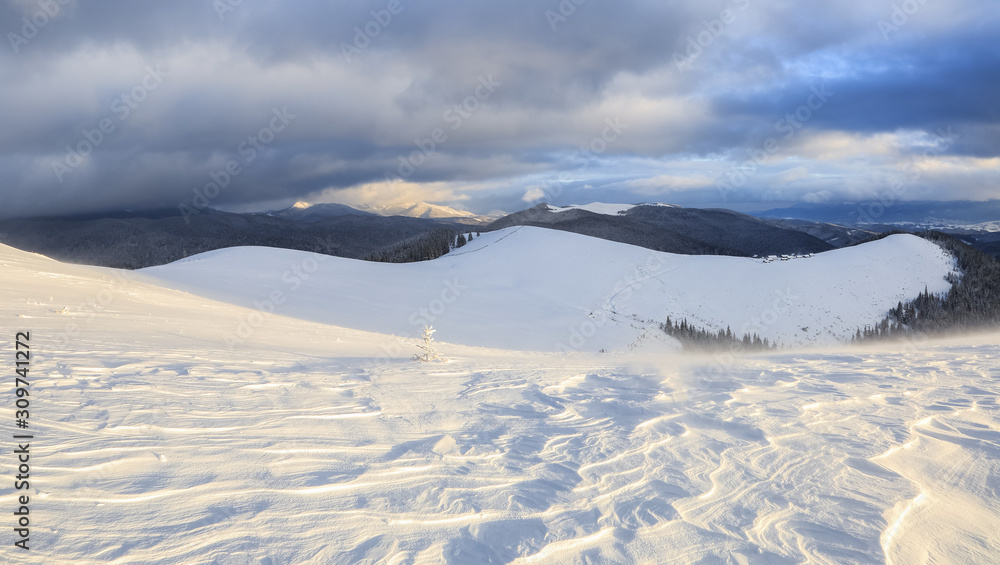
[485,202,835,257]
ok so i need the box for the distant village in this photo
[753,253,816,263]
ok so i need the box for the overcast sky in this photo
[1,0,998,218]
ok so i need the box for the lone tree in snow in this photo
[414,325,442,362]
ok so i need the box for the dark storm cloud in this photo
[0,0,997,218]
[711,32,1000,156]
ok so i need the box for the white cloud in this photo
[521,186,546,202]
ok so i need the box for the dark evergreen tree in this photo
[365,229,457,263]
[852,231,1000,343]
[660,317,778,352]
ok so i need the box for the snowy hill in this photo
[2,240,999,563]
[140,227,956,351]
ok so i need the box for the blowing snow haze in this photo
[1,0,998,218]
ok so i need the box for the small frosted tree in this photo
[414,325,441,362]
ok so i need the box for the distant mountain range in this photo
[1,200,996,269]
[355,202,486,220]
[265,202,377,222]
[755,200,1000,229]
[266,201,495,224]
[755,200,1000,258]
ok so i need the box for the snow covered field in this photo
[2,238,997,564]
[141,227,957,351]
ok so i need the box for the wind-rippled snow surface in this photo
[2,243,997,564]
[18,340,1000,564]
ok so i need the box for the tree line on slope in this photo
[365,230,479,263]
[852,231,1000,342]
[0,212,455,269]
[660,316,777,352]
[661,230,1000,351]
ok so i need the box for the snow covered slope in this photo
[1,242,998,564]
[141,227,956,351]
